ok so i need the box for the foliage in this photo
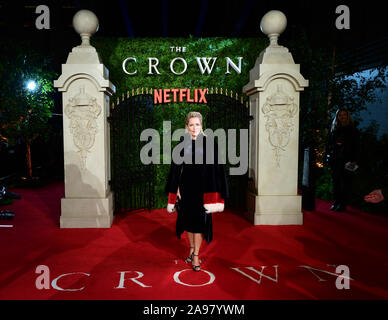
[0,39,57,177]
[314,166,333,201]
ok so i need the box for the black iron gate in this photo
[109,92,155,213]
[205,89,251,211]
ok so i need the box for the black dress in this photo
[178,140,208,230]
[175,138,213,242]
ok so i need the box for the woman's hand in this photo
[167,189,180,213]
[364,189,384,203]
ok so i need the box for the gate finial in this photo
[73,10,99,47]
[260,10,287,47]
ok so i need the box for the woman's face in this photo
[187,117,202,139]
[338,111,349,125]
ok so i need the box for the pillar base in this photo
[60,192,114,228]
[245,192,303,225]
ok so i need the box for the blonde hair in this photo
[331,108,354,132]
[185,111,206,136]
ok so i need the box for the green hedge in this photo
[93,37,267,94]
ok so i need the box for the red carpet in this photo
[0,181,387,300]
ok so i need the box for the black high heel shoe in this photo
[185,247,194,263]
[192,254,201,272]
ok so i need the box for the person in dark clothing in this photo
[326,109,360,212]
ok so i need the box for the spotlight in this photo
[26,80,37,91]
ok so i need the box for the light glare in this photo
[27,81,37,91]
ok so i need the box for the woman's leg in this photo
[187,232,195,254]
[184,232,195,263]
[192,233,203,270]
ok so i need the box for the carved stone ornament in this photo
[262,84,297,167]
[65,87,101,170]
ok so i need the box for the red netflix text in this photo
[154,88,208,104]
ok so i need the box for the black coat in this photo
[164,133,229,243]
[326,125,360,169]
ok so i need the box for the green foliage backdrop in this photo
[94,37,266,94]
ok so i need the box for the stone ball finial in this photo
[260,10,287,46]
[72,10,99,47]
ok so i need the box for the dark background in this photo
[1,0,387,71]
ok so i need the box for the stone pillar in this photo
[243,10,309,225]
[54,10,116,228]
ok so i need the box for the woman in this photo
[326,109,359,212]
[165,112,228,271]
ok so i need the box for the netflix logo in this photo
[154,88,208,104]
